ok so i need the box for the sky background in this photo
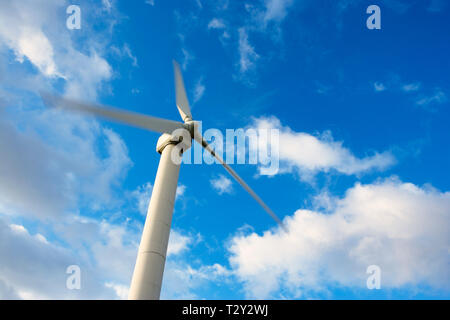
[0,0,449,299]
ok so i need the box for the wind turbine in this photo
[40,60,284,300]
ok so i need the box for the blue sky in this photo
[0,0,449,299]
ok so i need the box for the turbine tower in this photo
[41,61,284,300]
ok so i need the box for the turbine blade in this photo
[196,135,286,230]
[40,92,186,135]
[173,60,192,122]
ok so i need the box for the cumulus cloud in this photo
[0,216,121,299]
[104,282,129,300]
[227,178,450,298]
[0,0,133,219]
[0,0,114,101]
[167,229,201,256]
[40,215,206,300]
[0,110,132,220]
[0,213,202,300]
[0,0,138,299]
[210,175,233,195]
[251,116,395,180]
[0,0,65,79]
[161,261,231,299]
[90,221,139,285]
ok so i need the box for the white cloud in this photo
[90,221,139,285]
[0,216,119,299]
[402,82,421,92]
[0,0,114,101]
[131,182,153,215]
[102,0,114,12]
[167,230,197,256]
[373,76,447,111]
[0,0,133,220]
[111,43,138,68]
[124,44,138,67]
[176,184,187,199]
[251,116,395,180]
[237,28,259,74]
[0,279,20,300]
[231,1,295,80]
[131,183,185,216]
[374,82,386,92]
[0,213,163,300]
[193,77,205,103]
[15,28,61,78]
[207,18,230,43]
[9,224,27,234]
[195,0,203,9]
[0,111,132,219]
[104,282,129,300]
[210,175,233,195]
[0,1,137,299]
[63,51,112,100]
[145,0,155,6]
[262,0,294,23]
[161,261,230,299]
[228,178,450,298]
[208,18,226,30]
[9,224,49,244]
[181,47,194,70]
[315,81,332,95]
[0,2,62,78]
[415,89,447,108]
[245,0,295,29]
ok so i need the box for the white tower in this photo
[128,134,188,299]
